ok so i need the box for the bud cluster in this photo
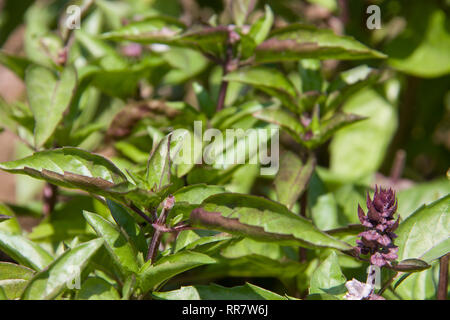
[356,186,400,267]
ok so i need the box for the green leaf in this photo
[255,24,387,63]
[75,277,121,300]
[101,16,184,43]
[212,100,264,130]
[0,230,53,271]
[274,151,316,210]
[75,29,128,70]
[146,133,173,191]
[220,238,283,260]
[95,0,128,30]
[199,253,307,281]
[107,200,148,257]
[0,147,161,208]
[83,211,140,276]
[239,29,258,60]
[325,65,379,112]
[306,293,340,300]
[25,65,77,148]
[175,27,229,59]
[0,146,128,184]
[146,130,200,190]
[138,250,216,293]
[114,141,149,164]
[224,67,299,113]
[0,204,20,236]
[0,50,32,79]
[253,106,304,138]
[190,193,352,251]
[27,195,97,242]
[23,3,58,67]
[311,193,341,231]
[329,88,397,182]
[0,262,34,299]
[170,184,226,220]
[0,287,6,300]
[161,48,208,84]
[309,252,346,298]
[249,5,274,45]
[87,66,152,99]
[175,184,226,204]
[176,232,232,255]
[21,238,104,300]
[307,0,337,11]
[298,59,323,93]
[314,112,365,146]
[396,194,449,263]
[391,259,431,272]
[173,230,201,253]
[122,275,136,300]
[397,179,450,220]
[385,5,450,78]
[153,282,287,300]
[393,260,440,300]
[229,0,255,27]
[193,82,215,118]
[0,215,11,222]
[254,107,363,149]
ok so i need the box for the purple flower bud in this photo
[370,252,387,267]
[377,234,392,247]
[355,185,400,267]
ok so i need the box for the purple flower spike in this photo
[355,186,400,267]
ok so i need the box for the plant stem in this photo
[389,149,406,183]
[216,74,229,112]
[152,223,194,233]
[129,203,154,224]
[216,38,233,112]
[437,253,449,300]
[146,206,171,263]
[42,182,58,216]
[378,271,398,296]
[147,229,162,264]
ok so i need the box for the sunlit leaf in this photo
[190,193,352,251]
[83,211,141,276]
[153,282,287,300]
[138,251,216,293]
[0,230,53,271]
[25,65,77,148]
[255,24,387,63]
[21,238,104,300]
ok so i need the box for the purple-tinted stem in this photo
[216,41,233,112]
[129,203,154,224]
[152,223,194,233]
[147,229,162,264]
[43,183,58,216]
[216,77,229,112]
[437,253,449,300]
[378,271,398,296]
[146,206,171,263]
